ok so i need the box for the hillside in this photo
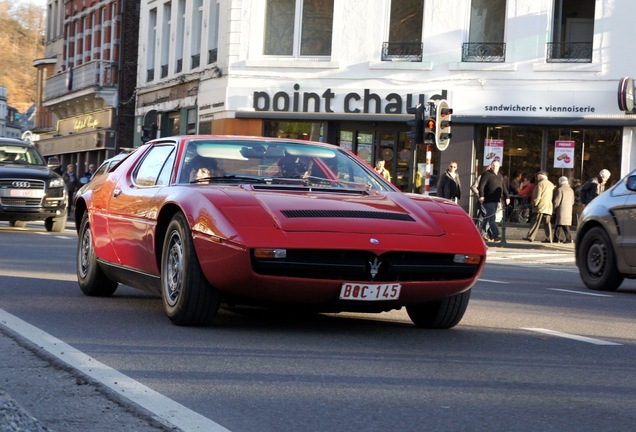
[0,0,46,113]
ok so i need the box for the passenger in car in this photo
[188,157,222,183]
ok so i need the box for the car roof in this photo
[0,138,34,147]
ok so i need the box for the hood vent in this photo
[281,209,415,222]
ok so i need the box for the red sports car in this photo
[74,136,486,328]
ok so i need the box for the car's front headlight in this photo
[49,178,65,188]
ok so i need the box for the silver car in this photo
[575,169,636,291]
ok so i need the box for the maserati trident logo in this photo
[369,257,382,280]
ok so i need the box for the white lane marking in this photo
[522,327,622,346]
[478,278,510,284]
[547,288,613,297]
[0,308,231,432]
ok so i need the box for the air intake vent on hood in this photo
[281,209,415,221]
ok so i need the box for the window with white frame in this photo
[464,0,506,62]
[384,0,423,61]
[161,2,172,78]
[549,0,595,62]
[264,0,333,57]
[207,0,220,64]
[191,0,203,69]
[175,0,185,73]
[147,8,157,81]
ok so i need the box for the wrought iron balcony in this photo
[462,43,506,62]
[147,68,154,82]
[161,64,169,78]
[208,48,218,65]
[546,42,592,63]
[176,59,183,73]
[191,54,200,69]
[381,42,423,62]
[44,60,118,101]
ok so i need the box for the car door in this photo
[616,173,636,267]
[106,143,176,275]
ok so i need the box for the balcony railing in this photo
[44,60,117,101]
[462,43,506,62]
[161,64,169,78]
[208,48,218,65]
[191,53,200,69]
[381,42,423,62]
[147,68,154,82]
[546,42,593,63]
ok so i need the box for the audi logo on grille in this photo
[12,181,31,188]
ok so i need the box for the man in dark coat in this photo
[580,169,610,205]
[437,160,461,203]
[477,159,509,242]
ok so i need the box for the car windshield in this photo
[0,144,45,165]
[178,139,393,192]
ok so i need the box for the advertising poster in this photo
[554,140,575,169]
[483,139,504,166]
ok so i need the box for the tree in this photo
[0,0,45,113]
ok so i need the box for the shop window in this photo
[263,120,325,142]
[187,109,197,134]
[476,125,621,193]
[548,0,594,62]
[264,0,334,57]
[382,0,423,62]
[463,0,506,62]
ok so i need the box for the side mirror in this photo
[47,156,61,169]
[626,175,636,191]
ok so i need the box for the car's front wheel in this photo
[406,289,471,329]
[161,213,220,326]
[577,226,624,291]
[77,213,118,296]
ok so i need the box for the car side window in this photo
[134,145,175,187]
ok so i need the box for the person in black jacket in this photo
[437,160,461,203]
[580,169,610,206]
[477,159,510,242]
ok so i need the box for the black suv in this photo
[0,138,68,232]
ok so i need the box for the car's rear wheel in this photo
[45,215,67,232]
[10,221,26,228]
[406,289,471,329]
[161,213,220,326]
[577,226,624,291]
[77,213,118,296]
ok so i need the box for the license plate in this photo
[339,283,401,301]
[10,189,43,198]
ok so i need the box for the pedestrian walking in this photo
[477,159,509,242]
[524,171,555,243]
[553,176,575,243]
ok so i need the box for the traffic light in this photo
[406,104,424,144]
[424,117,436,144]
[435,99,452,151]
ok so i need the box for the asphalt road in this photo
[1,221,635,432]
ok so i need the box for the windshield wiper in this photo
[190,174,267,184]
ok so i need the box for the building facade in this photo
[31,0,140,174]
[133,0,636,211]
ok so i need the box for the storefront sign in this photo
[58,110,112,135]
[253,83,428,114]
[483,139,504,166]
[554,140,575,169]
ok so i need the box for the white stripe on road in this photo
[522,327,622,346]
[547,288,613,297]
[478,278,510,284]
[0,308,231,432]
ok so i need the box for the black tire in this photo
[77,213,118,296]
[45,215,67,232]
[10,221,27,228]
[161,213,220,326]
[577,226,624,291]
[406,289,471,329]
